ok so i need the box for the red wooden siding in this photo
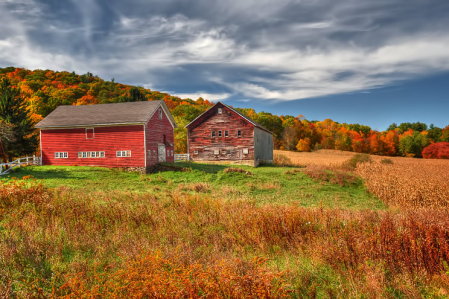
[145,107,175,165]
[41,125,145,167]
[187,104,255,161]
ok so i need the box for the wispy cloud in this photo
[1,0,449,102]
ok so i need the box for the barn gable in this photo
[185,102,271,134]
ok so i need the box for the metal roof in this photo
[35,101,177,128]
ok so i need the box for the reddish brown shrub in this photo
[423,142,449,159]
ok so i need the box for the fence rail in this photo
[174,154,190,162]
[0,156,40,175]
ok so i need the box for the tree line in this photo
[0,67,448,162]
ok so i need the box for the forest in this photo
[1,66,448,160]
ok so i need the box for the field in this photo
[1,151,449,298]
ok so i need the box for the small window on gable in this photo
[218,131,222,137]
[237,130,242,137]
[159,109,162,120]
[224,131,228,137]
[212,131,216,138]
[218,108,222,114]
[86,128,94,139]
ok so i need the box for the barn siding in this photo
[145,106,175,166]
[188,104,255,162]
[254,127,274,165]
[41,125,145,167]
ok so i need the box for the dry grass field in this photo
[275,149,449,211]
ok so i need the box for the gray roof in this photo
[36,101,172,128]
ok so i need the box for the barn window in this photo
[153,150,157,156]
[226,149,231,155]
[194,150,199,155]
[55,152,68,159]
[218,108,222,114]
[243,148,249,155]
[214,149,219,155]
[86,128,94,139]
[148,150,152,157]
[78,151,105,158]
[159,109,162,119]
[237,130,241,137]
[211,131,216,138]
[116,150,131,157]
[224,131,228,137]
[221,150,226,155]
[218,131,222,137]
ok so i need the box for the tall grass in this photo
[2,179,449,297]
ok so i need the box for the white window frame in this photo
[214,149,219,155]
[86,128,95,139]
[194,150,199,155]
[237,130,242,137]
[243,148,249,155]
[116,150,131,157]
[218,131,222,137]
[153,150,157,157]
[78,151,105,158]
[218,108,222,114]
[159,109,162,119]
[55,152,68,159]
[211,131,216,138]
[224,130,229,137]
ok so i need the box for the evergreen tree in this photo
[0,78,38,161]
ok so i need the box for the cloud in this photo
[172,92,231,102]
[1,0,449,102]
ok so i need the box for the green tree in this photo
[399,132,429,158]
[0,78,38,161]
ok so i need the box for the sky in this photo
[0,0,448,130]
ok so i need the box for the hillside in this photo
[1,67,449,157]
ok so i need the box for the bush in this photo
[380,158,393,164]
[422,142,449,159]
[343,154,372,170]
[273,153,293,166]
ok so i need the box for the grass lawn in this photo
[0,162,385,210]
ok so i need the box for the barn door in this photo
[158,145,166,162]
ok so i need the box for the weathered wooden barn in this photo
[35,101,177,171]
[185,102,273,166]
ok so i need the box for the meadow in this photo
[1,150,449,298]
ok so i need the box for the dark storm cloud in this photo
[1,0,449,101]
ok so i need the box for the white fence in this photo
[0,156,40,175]
[174,154,190,162]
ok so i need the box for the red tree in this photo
[422,142,449,159]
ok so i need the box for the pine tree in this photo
[0,78,38,161]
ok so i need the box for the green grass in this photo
[1,162,385,210]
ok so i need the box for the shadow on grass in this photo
[161,162,229,174]
[1,166,113,181]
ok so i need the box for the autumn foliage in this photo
[2,66,448,158]
[422,142,449,159]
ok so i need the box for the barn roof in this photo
[35,100,177,128]
[185,102,272,134]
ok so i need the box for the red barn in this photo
[185,102,273,167]
[35,101,177,171]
